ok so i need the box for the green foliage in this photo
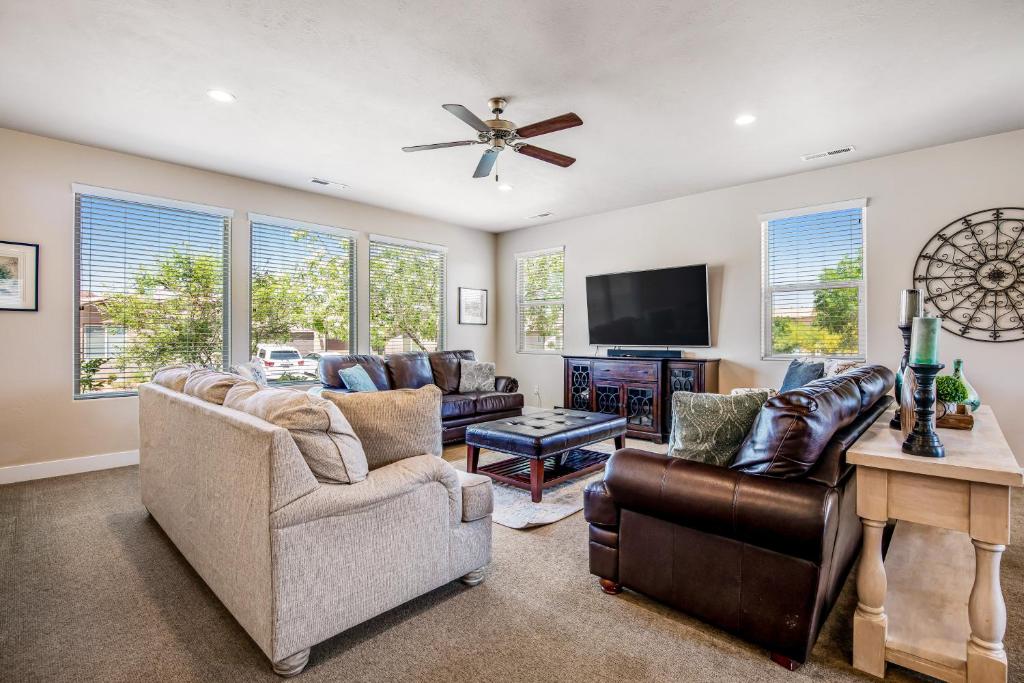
[368,244,442,354]
[79,357,113,392]
[519,252,565,349]
[0,263,12,280]
[936,375,969,404]
[772,252,862,357]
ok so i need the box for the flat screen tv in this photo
[586,264,710,346]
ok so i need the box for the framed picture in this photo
[458,287,487,325]
[0,241,39,312]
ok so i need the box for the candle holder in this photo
[889,324,913,429]
[902,362,945,458]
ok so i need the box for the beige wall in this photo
[496,129,1024,460]
[0,128,497,467]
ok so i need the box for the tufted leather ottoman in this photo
[465,409,627,502]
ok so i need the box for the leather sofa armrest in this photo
[495,375,519,393]
[583,480,619,527]
[604,448,838,564]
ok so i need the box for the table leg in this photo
[466,444,480,473]
[529,458,544,503]
[967,539,1008,682]
[614,434,625,450]
[853,518,888,678]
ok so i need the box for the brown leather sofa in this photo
[319,350,524,443]
[584,365,895,669]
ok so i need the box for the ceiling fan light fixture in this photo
[734,113,756,126]
[497,183,513,192]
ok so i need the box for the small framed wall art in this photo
[0,241,39,312]
[458,287,487,325]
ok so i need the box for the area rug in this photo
[451,442,614,529]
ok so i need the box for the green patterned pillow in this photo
[667,391,770,466]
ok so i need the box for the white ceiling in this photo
[2,1,1023,232]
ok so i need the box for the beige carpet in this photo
[1,451,1021,682]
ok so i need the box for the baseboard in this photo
[0,449,139,485]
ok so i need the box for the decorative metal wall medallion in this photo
[914,208,1024,342]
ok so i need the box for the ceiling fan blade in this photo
[515,112,583,139]
[402,140,480,152]
[473,148,500,178]
[442,104,491,133]
[515,144,575,167]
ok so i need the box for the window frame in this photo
[515,246,566,355]
[760,198,868,361]
[247,213,358,385]
[367,234,448,354]
[72,184,233,399]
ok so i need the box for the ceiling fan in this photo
[402,98,582,179]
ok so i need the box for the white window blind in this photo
[762,201,866,359]
[250,217,356,382]
[368,236,446,355]
[516,247,565,353]
[74,191,230,397]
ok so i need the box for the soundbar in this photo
[606,349,682,359]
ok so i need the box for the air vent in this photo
[800,146,856,162]
[311,177,348,189]
[527,212,553,220]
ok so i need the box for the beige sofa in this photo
[138,382,493,676]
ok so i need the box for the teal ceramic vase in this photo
[952,358,980,412]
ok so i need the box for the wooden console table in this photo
[848,406,1022,682]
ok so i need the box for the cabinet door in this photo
[566,361,592,411]
[667,362,702,393]
[593,382,622,415]
[624,382,659,433]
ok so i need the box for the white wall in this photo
[0,128,496,468]
[496,129,1024,460]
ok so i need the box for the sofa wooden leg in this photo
[769,652,801,671]
[273,648,310,677]
[599,578,622,595]
[460,567,486,586]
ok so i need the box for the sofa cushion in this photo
[429,350,475,394]
[321,354,390,390]
[224,382,368,484]
[780,359,825,392]
[667,390,769,466]
[458,359,496,393]
[339,365,379,392]
[441,393,476,419]
[325,385,443,469]
[465,390,525,415]
[386,352,435,390]
[229,357,268,386]
[841,365,895,411]
[151,364,203,392]
[183,369,246,405]
[731,375,862,478]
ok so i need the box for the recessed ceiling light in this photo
[497,183,513,192]
[207,89,236,103]
[734,113,756,126]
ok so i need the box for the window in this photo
[74,186,231,397]
[516,247,565,353]
[368,235,446,354]
[250,215,356,383]
[761,199,867,360]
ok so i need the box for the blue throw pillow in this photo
[780,359,825,392]
[339,365,379,393]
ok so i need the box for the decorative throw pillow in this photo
[224,382,368,484]
[151,363,204,392]
[183,369,246,405]
[667,391,770,466]
[731,387,779,398]
[458,360,496,392]
[824,358,862,377]
[339,365,379,392]
[325,385,442,470]
[780,359,825,392]
[229,357,268,386]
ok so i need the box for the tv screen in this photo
[586,264,710,346]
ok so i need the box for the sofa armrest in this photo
[495,375,519,393]
[583,480,619,527]
[456,470,493,521]
[270,454,460,529]
[604,448,838,563]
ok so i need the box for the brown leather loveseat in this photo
[584,365,895,669]
[319,350,524,443]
